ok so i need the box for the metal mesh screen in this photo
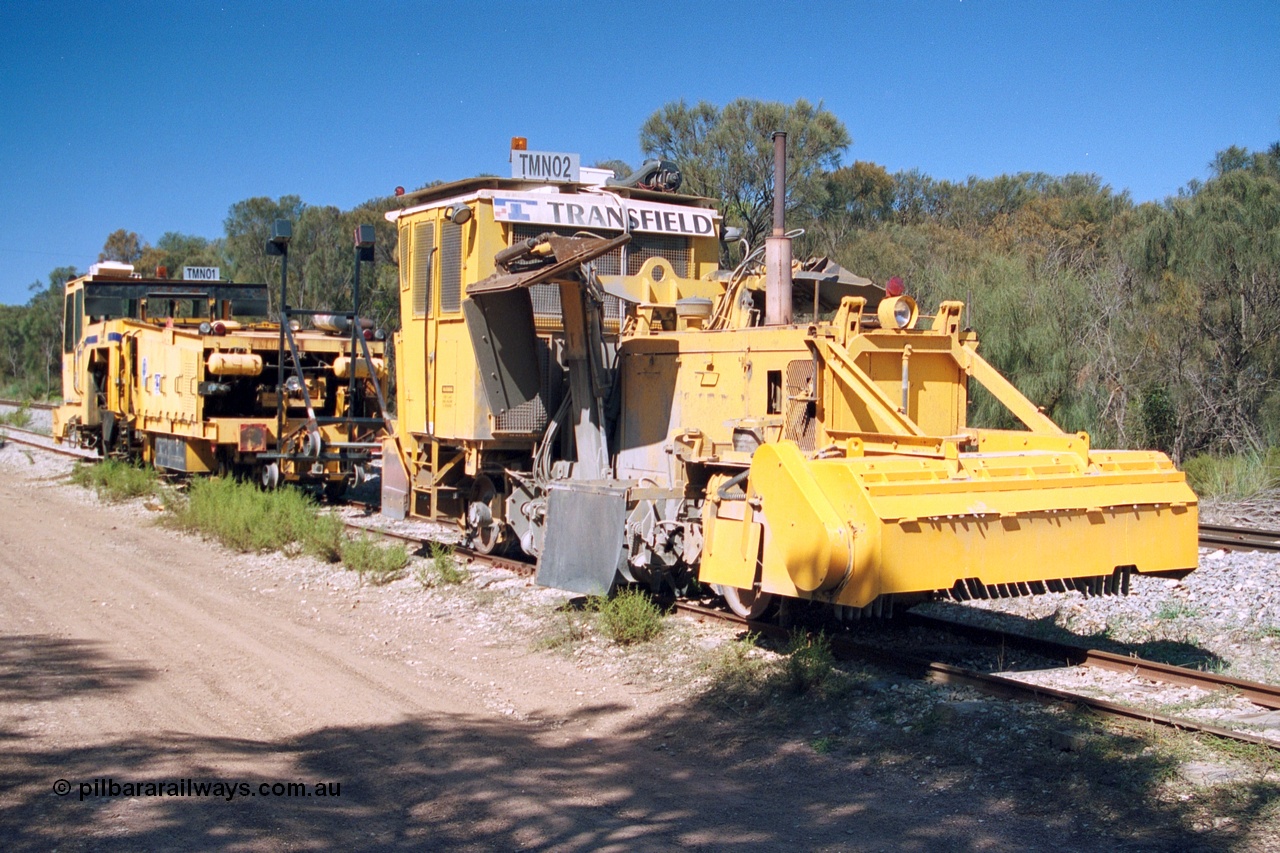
[493,338,556,434]
[398,224,410,289]
[411,221,433,317]
[626,233,690,275]
[784,359,817,451]
[440,220,463,313]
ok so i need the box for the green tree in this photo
[136,232,221,278]
[98,229,145,264]
[21,266,77,396]
[639,98,851,250]
[222,195,306,313]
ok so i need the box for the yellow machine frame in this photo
[54,264,386,487]
[382,154,1197,615]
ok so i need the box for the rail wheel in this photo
[722,585,774,620]
[261,462,280,490]
[465,475,507,554]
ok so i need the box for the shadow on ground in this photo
[1,632,1276,851]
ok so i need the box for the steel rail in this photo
[0,398,56,412]
[0,425,98,459]
[902,611,1280,710]
[1199,522,1280,553]
[673,601,1280,751]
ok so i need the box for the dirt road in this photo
[0,447,1229,851]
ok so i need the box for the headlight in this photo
[877,295,918,330]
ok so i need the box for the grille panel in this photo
[784,359,817,451]
[493,338,559,434]
[440,220,462,313]
[411,222,433,317]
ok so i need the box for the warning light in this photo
[394,186,405,197]
[885,276,905,297]
[511,136,527,151]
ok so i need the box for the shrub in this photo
[594,588,664,645]
[1182,451,1280,499]
[703,632,765,702]
[170,477,321,552]
[305,514,346,563]
[341,534,409,585]
[71,460,157,502]
[430,542,466,584]
[534,608,591,651]
[0,405,32,429]
[780,632,835,695]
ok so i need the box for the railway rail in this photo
[0,424,96,459]
[0,398,56,411]
[673,601,1280,751]
[1198,522,1280,552]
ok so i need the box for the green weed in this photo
[534,608,591,651]
[1182,451,1280,499]
[430,542,466,584]
[305,514,346,563]
[0,405,32,428]
[341,534,410,585]
[169,476,322,552]
[594,588,664,645]
[1155,599,1200,621]
[71,460,157,502]
[779,631,835,695]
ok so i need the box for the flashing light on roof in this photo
[885,276,905,297]
[394,186,405,197]
[511,136,527,151]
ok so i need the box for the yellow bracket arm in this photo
[961,344,1065,436]
[815,339,926,437]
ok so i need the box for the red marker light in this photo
[394,186,405,197]
[363,329,374,341]
[885,276,905,297]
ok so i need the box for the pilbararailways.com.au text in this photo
[53,778,341,802]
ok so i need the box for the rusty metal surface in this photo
[468,234,631,296]
[1199,522,1280,552]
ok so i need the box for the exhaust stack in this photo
[765,130,793,326]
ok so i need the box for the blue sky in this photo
[1,0,1277,305]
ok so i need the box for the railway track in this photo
[1198,521,1280,552]
[672,601,1280,751]
[0,397,56,411]
[0,424,96,459]
[12,426,1265,557]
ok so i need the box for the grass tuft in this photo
[71,460,158,502]
[430,543,467,584]
[169,477,328,553]
[1183,450,1280,499]
[594,588,664,645]
[534,608,591,651]
[780,632,836,695]
[341,535,410,585]
[0,405,32,428]
[1154,599,1200,621]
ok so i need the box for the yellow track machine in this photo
[55,225,389,493]
[382,137,1197,617]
